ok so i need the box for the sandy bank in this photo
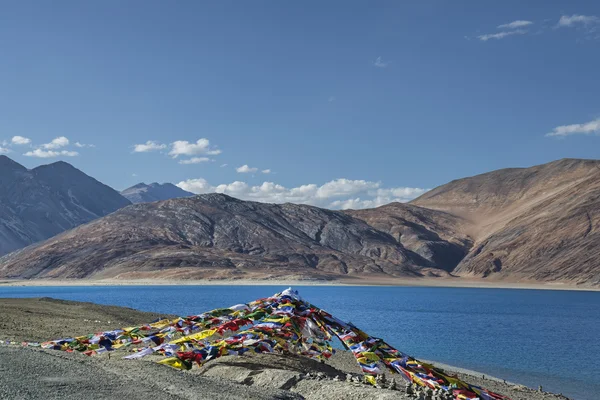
[0,277,597,292]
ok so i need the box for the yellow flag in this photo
[358,352,380,362]
[158,357,188,370]
[364,375,377,386]
[169,329,217,345]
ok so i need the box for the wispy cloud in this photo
[178,157,211,164]
[177,177,428,210]
[546,118,600,137]
[262,169,271,174]
[133,141,167,152]
[0,146,10,154]
[473,15,600,43]
[373,56,388,68]
[236,164,258,173]
[74,142,95,148]
[498,20,533,29]
[42,136,69,150]
[220,163,228,168]
[11,136,31,145]
[557,14,599,28]
[169,139,221,158]
[478,29,527,41]
[24,149,78,158]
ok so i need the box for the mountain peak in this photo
[33,160,80,173]
[121,182,194,204]
[0,157,130,256]
[0,155,27,172]
[196,193,238,202]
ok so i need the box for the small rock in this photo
[425,387,433,400]
[388,378,397,390]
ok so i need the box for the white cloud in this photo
[220,163,228,168]
[478,29,527,41]
[42,136,69,149]
[236,164,258,173]
[0,146,10,154]
[169,139,221,158]
[74,142,95,148]
[557,14,599,28]
[179,157,211,164]
[546,118,600,137]
[24,149,78,158]
[176,178,213,194]
[498,20,533,29]
[177,177,428,209]
[262,169,271,174]
[11,136,31,145]
[315,178,379,199]
[373,56,388,68]
[133,140,167,152]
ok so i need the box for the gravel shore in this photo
[0,298,571,400]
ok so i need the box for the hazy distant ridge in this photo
[121,182,194,204]
[0,155,131,256]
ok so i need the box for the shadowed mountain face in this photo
[345,203,472,272]
[0,194,466,280]
[121,182,194,204]
[412,158,600,286]
[0,156,131,256]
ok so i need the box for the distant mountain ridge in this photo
[0,155,131,256]
[0,157,598,287]
[121,182,194,204]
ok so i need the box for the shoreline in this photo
[0,277,598,292]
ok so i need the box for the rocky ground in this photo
[0,298,571,400]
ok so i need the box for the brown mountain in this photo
[344,203,472,272]
[411,158,600,286]
[0,194,463,280]
[0,158,598,287]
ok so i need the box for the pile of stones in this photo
[299,371,456,399]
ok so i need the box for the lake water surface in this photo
[1,285,598,400]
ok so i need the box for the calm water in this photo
[1,285,598,400]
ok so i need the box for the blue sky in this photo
[1,1,599,208]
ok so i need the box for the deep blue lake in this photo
[1,285,598,400]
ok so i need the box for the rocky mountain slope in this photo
[412,158,600,285]
[0,157,598,286]
[0,156,131,256]
[0,194,465,280]
[345,203,472,272]
[121,182,194,204]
